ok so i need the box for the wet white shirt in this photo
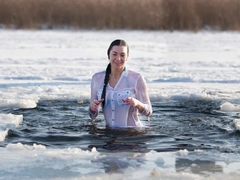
[89,69,152,127]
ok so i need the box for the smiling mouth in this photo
[113,62,123,65]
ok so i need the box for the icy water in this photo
[1,99,239,154]
[0,30,240,179]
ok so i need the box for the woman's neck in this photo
[108,67,125,88]
[111,67,125,79]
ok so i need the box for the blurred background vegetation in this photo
[0,0,240,31]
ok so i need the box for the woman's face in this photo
[109,45,128,70]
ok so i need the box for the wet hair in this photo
[101,39,129,107]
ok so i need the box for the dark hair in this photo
[107,39,129,59]
[101,39,129,107]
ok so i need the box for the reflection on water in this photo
[90,152,227,177]
[89,139,148,152]
[176,158,223,175]
[88,125,150,152]
[92,152,146,174]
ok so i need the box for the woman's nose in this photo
[116,55,121,60]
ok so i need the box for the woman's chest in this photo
[97,87,136,106]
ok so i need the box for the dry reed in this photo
[0,0,240,31]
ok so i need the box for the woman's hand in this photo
[90,98,104,113]
[122,97,145,113]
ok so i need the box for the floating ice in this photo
[0,99,37,109]
[0,113,23,141]
[233,119,240,130]
[220,102,240,112]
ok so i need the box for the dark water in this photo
[1,99,240,154]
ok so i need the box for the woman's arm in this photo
[88,75,99,119]
[122,97,146,113]
[123,74,152,116]
[135,74,152,117]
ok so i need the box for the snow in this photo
[0,30,240,179]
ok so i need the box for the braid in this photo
[101,39,128,108]
[101,63,111,107]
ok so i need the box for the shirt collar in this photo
[122,67,128,77]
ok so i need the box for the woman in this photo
[89,39,152,127]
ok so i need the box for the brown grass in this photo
[0,0,240,31]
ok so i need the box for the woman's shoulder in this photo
[127,69,142,77]
[126,69,147,85]
[92,70,105,77]
[92,71,105,82]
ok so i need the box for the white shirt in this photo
[89,69,152,127]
